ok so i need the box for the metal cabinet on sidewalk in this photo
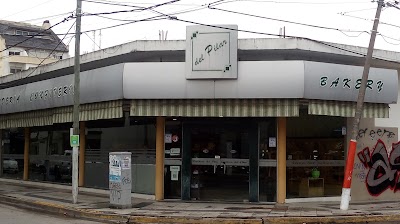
[109,152,132,208]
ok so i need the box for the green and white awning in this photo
[308,100,389,118]
[130,99,299,117]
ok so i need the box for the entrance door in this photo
[182,122,258,202]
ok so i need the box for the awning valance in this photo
[308,100,389,118]
[0,100,123,129]
[130,99,299,117]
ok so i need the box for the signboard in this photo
[304,61,398,104]
[70,135,79,147]
[185,25,238,79]
[0,63,124,115]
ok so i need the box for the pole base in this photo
[340,188,351,210]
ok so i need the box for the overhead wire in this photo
[164,16,400,64]
[22,21,77,80]
[19,11,75,23]
[0,21,76,87]
[208,6,369,36]
[80,0,180,17]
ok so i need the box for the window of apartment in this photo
[10,67,23,74]
[8,51,21,56]
[15,30,22,35]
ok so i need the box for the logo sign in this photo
[70,135,79,147]
[185,25,238,79]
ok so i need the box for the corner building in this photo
[0,25,399,203]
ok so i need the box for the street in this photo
[0,203,103,224]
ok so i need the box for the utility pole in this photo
[340,0,384,211]
[72,0,82,204]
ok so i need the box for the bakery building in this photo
[0,25,399,203]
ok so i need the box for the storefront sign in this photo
[185,25,238,79]
[0,63,124,115]
[304,61,398,104]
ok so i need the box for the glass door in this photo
[189,125,250,201]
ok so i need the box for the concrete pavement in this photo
[0,178,400,223]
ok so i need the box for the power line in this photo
[0,21,76,87]
[1,0,58,19]
[166,16,400,64]
[22,21,77,80]
[82,0,143,8]
[84,32,101,50]
[208,6,369,36]
[19,11,75,23]
[81,0,180,17]
[209,0,371,6]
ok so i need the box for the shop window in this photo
[286,116,345,199]
[2,129,24,179]
[84,118,156,194]
[28,128,71,183]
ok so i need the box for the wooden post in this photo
[155,117,165,201]
[79,121,86,187]
[277,118,287,204]
[23,127,30,181]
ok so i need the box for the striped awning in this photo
[53,100,123,123]
[0,100,123,129]
[308,100,389,118]
[130,99,299,117]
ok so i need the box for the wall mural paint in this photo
[351,124,399,201]
[357,140,400,196]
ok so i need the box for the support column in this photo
[155,117,165,201]
[277,117,287,204]
[23,127,30,181]
[79,121,86,187]
[249,123,259,202]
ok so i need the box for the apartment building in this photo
[0,20,69,77]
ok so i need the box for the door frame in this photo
[181,119,259,202]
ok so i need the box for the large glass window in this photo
[85,118,156,195]
[2,129,24,179]
[28,124,71,183]
[286,115,345,198]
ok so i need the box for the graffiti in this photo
[109,182,121,190]
[357,128,395,140]
[110,189,122,202]
[357,139,400,196]
[122,177,131,185]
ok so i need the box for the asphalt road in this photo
[0,203,103,224]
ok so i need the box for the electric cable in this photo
[208,6,369,35]
[81,0,180,17]
[22,21,76,80]
[166,16,400,64]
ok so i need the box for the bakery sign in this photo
[185,24,238,79]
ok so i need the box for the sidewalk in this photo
[0,178,399,224]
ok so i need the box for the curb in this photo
[1,194,400,224]
[0,194,263,224]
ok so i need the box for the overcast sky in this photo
[1,0,400,56]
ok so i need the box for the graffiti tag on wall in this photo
[357,128,395,140]
[358,139,400,196]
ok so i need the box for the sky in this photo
[1,0,400,56]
